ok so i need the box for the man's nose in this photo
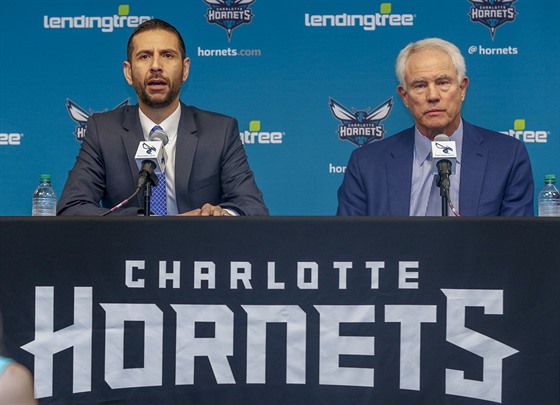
[426,84,440,101]
[150,57,163,71]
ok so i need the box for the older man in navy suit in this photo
[337,38,533,216]
[58,19,267,216]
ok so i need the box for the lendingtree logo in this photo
[501,119,549,143]
[240,120,284,145]
[305,2,414,31]
[0,132,22,146]
[44,4,153,33]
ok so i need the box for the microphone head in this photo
[149,128,169,146]
[135,128,168,175]
[434,134,450,142]
[430,134,457,174]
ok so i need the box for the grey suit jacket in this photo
[337,120,534,216]
[58,103,268,216]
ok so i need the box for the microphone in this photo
[134,128,169,190]
[100,128,169,216]
[431,134,457,175]
[431,134,457,192]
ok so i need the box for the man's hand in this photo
[178,203,232,216]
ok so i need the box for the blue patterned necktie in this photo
[149,125,167,216]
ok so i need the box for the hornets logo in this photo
[66,99,129,141]
[467,0,517,39]
[329,97,393,147]
[203,0,255,41]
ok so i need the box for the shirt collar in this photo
[414,119,464,165]
[138,104,181,140]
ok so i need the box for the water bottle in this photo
[32,174,57,216]
[537,174,560,217]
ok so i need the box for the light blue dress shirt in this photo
[409,121,463,216]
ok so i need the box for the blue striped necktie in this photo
[149,125,167,216]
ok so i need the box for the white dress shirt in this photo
[139,105,181,215]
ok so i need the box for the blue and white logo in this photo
[203,0,255,41]
[329,97,393,147]
[467,0,517,39]
[67,99,129,141]
[434,142,454,154]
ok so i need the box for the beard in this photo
[132,71,183,109]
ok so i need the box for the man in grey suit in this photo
[58,19,268,216]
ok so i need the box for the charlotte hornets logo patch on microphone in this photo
[203,0,255,41]
[329,97,393,147]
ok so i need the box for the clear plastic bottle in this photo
[537,174,560,217]
[32,174,57,216]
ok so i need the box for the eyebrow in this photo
[134,48,179,56]
[410,74,453,85]
[158,48,179,55]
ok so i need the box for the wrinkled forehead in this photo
[405,48,456,80]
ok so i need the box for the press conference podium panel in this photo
[1,217,558,404]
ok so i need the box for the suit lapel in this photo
[459,122,487,216]
[175,104,199,213]
[386,131,414,215]
[120,105,145,205]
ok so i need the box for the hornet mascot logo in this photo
[435,142,454,154]
[329,97,393,147]
[203,0,255,41]
[467,0,517,39]
[66,99,129,141]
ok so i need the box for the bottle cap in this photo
[544,174,556,183]
[39,174,52,182]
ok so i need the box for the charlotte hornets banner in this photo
[0,0,558,215]
[1,217,559,404]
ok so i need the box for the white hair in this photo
[395,38,466,90]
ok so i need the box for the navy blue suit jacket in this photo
[58,103,268,216]
[337,120,534,216]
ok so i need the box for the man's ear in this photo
[459,77,469,101]
[182,58,191,83]
[397,86,409,108]
[123,61,133,86]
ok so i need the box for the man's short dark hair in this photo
[127,18,187,62]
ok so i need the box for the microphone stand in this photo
[143,172,159,216]
[439,185,449,217]
[436,160,451,217]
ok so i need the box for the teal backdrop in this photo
[1,0,558,215]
